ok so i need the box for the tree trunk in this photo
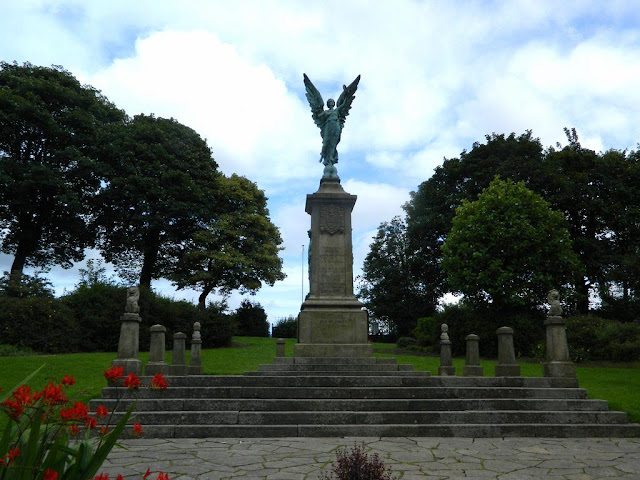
[139,229,161,289]
[198,285,214,311]
[576,275,590,314]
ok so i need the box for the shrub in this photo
[412,317,438,347]
[233,299,269,337]
[321,443,397,480]
[0,343,34,356]
[396,336,418,348]
[271,316,297,338]
[565,315,640,362]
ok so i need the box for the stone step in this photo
[100,386,589,400]
[118,375,577,388]
[257,363,413,372]
[91,397,610,413]
[108,410,630,426]
[245,370,424,376]
[272,357,399,365]
[118,423,640,439]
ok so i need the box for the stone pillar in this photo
[438,324,455,376]
[463,334,483,376]
[276,338,286,357]
[543,290,576,377]
[112,286,142,375]
[189,322,203,375]
[169,332,189,376]
[144,324,168,376]
[295,178,372,358]
[495,326,520,376]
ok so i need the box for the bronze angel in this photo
[303,73,360,179]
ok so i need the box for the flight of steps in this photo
[91,357,640,438]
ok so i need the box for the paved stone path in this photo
[101,437,640,479]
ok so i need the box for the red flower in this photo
[0,447,20,466]
[69,424,79,437]
[43,469,58,480]
[132,422,144,436]
[93,474,109,480]
[156,473,169,480]
[143,468,151,479]
[103,366,124,383]
[95,404,109,418]
[61,374,75,386]
[85,417,97,430]
[1,384,40,418]
[151,373,169,390]
[100,425,110,436]
[42,382,67,406]
[123,373,140,390]
[60,401,89,422]
[116,475,123,480]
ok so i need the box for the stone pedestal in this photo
[189,322,203,375]
[145,324,168,376]
[463,334,483,377]
[295,178,372,358]
[543,316,576,378]
[170,332,189,376]
[438,324,455,376]
[276,338,286,357]
[495,326,520,377]
[112,312,142,375]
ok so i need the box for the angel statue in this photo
[303,73,360,179]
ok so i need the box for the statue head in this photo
[327,98,335,109]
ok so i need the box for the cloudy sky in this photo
[2,1,640,323]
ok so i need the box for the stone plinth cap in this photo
[120,313,141,322]
[276,338,285,344]
[465,334,479,341]
[150,325,166,332]
[496,326,514,335]
[173,332,187,339]
[544,316,566,326]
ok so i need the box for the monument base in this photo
[294,343,373,357]
[144,362,168,376]
[112,358,142,376]
[495,364,521,376]
[438,366,456,376]
[543,361,576,378]
[463,365,484,376]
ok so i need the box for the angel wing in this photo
[336,75,360,127]
[303,73,325,129]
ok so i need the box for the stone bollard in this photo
[276,338,286,358]
[144,324,168,376]
[189,322,203,375]
[112,286,142,376]
[543,290,576,378]
[169,332,189,376]
[495,326,520,376]
[463,334,483,376]
[438,324,455,376]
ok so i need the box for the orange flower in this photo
[123,373,140,390]
[150,373,169,390]
[95,404,109,418]
[103,366,124,383]
[43,469,58,480]
[61,374,75,386]
[132,422,144,436]
[156,473,169,480]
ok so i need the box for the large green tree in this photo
[0,62,126,277]
[95,114,221,288]
[169,174,285,310]
[357,216,436,336]
[441,177,581,310]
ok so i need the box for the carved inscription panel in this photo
[319,204,345,235]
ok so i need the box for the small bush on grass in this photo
[321,443,397,480]
[396,336,418,348]
[565,315,640,362]
[0,344,34,357]
[271,316,297,338]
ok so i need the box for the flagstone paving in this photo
[102,437,640,479]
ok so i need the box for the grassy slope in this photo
[1,337,638,423]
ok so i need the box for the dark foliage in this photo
[320,443,397,480]
[271,316,297,338]
[565,315,640,362]
[233,299,269,337]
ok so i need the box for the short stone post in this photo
[276,338,286,357]
[543,290,576,378]
[189,322,203,375]
[438,324,455,376]
[495,326,520,376]
[112,286,142,376]
[144,324,168,376]
[169,332,189,376]
[463,334,483,376]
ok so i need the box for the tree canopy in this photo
[441,177,581,310]
[0,62,126,278]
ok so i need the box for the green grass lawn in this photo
[1,337,638,424]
